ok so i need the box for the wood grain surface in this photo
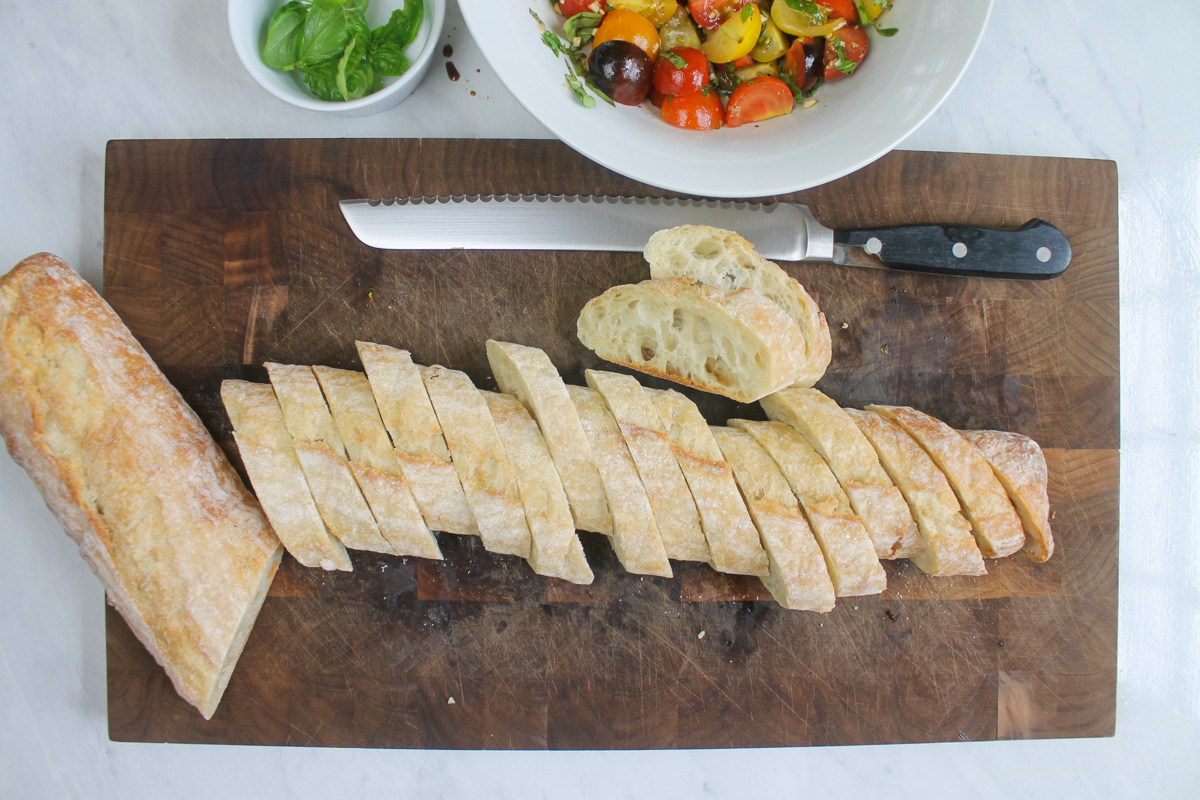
[102,139,1118,748]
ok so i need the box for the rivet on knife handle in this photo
[833,219,1072,280]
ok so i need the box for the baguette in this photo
[730,419,886,597]
[761,388,921,559]
[567,385,673,577]
[648,388,769,578]
[421,365,532,559]
[711,426,835,612]
[576,278,809,403]
[959,430,1054,563]
[484,392,594,584]
[313,366,442,560]
[221,380,352,571]
[0,254,282,719]
[873,406,1024,559]
[266,362,394,555]
[485,340,612,534]
[585,369,710,563]
[355,341,477,537]
[847,408,986,577]
[645,225,832,387]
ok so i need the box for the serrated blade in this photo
[338,195,835,262]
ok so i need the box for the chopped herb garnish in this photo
[830,34,857,76]
[740,4,753,22]
[663,50,687,69]
[850,0,899,37]
[780,0,827,23]
[530,8,609,108]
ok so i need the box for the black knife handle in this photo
[834,219,1071,279]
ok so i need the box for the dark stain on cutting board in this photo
[102,139,1118,749]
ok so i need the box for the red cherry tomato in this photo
[729,53,755,70]
[726,76,794,127]
[662,89,725,130]
[823,25,869,82]
[555,0,604,17]
[819,0,861,24]
[782,36,824,94]
[648,86,668,108]
[687,0,752,30]
[653,47,709,97]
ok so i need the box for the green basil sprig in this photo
[260,0,424,101]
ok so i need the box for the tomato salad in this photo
[534,1,896,130]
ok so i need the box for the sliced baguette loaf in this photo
[648,388,769,578]
[761,388,921,559]
[873,406,1025,559]
[567,384,673,578]
[576,278,808,403]
[355,341,477,537]
[585,369,710,563]
[711,426,835,612]
[421,365,532,559]
[646,225,832,387]
[730,419,886,597]
[266,362,394,556]
[847,408,985,577]
[222,380,352,571]
[485,340,612,534]
[959,429,1054,563]
[313,366,442,560]
[484,392,594,584]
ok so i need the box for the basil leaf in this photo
[874,26,898,36]
[368,40,411,76]
[262,1,307,70]
[303,63,341,100]
[336,35,375,100]
[780,0,827,22]
[663,50,687,69]
[373,0,423,51]
[562,11,603,45]
[298,2,351,68]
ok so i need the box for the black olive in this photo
[588,40,653,106]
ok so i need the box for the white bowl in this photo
[228,0,444,116]
[460,0,992,197]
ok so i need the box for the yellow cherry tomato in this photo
[770,1,843,38]
[861,0,891,21]
[593,9,661,60]
[700,2,761,65]
[611,0,677,28]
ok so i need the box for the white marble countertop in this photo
[1,0,1197,796]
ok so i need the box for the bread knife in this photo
[339,195,1071,280]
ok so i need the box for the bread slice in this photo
[420,365,532,559]
[730,419,886,596]
[221,380,352,571]
[313,367,442,560]
[485,340,611,534]
[0,253,283,720]
[711,426,835,611]
[355,341,477,537]
[960,430,1054,563]
[484,392,594,584]
[761,388,921,559]
[265,362,394,555]
[585,370,709,563]
[647,388,769,577]
[567,384,673,577]
[576,278,809,403]
[873,406,1025,559]
[645,225,832,387]
[846,408,985,577]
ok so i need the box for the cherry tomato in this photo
[687,0,752,31]
[593,8,661,60]
[661,89,725,130]
[730,53,755,70]
[781,36,824,93]
[612,0,678,28]
[653,47,709,96]
[700,2,762,64]
[819,0,862,24]
[555,0,603,18]
[726,76,794,127]
[648,86,668,109]
[823,25,869,82]
[589,40,655,105]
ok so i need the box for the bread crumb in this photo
[698,630,706,639]
[447,696,456,705]
[803,98,818,109]
[880,344,889,355]
[841,322,849,329]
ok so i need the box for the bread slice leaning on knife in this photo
[645,224,832,388]
[0,253,283,719]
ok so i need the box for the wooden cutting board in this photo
[102,139,1118,748]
